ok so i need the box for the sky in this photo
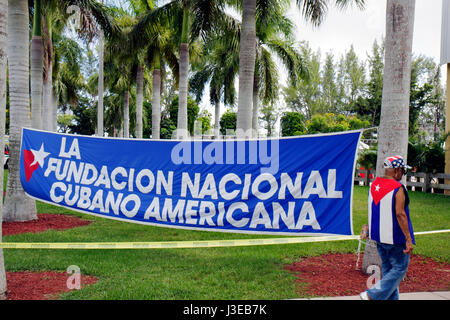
[224,0,446,135]
[287,0,443,67]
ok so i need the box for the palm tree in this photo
[376,0,415,176]
[251,2,307,135]
[0,0,7,300]
[236,0,366,136]
[40,0,119,133]
[3,0,119,223]
[189,22,239,139]
[97,27,105,136]
[3,0,38,222]
[30,0,43,130]
[134,0,230,139]
[362,0,415,275]
[236,0,256,137]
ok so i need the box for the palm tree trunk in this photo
[123,90,129,138]
[363,0,415,275]
[42,63,52,131]
[0,0,8,300]
[136,64,144,139]
[376,0,415,176]
[51,88,57,131]
[152,68,161,139]
[252,74,259,137]
[214,101,220,139]
[177,7,190,139]
[236,0,256,138]
[97,16,104,137]
[3,0,37,222]
[42,17,53,132]
[31,36,43,129]
[30,0,43,130]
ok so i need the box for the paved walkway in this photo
[293,291,450,300]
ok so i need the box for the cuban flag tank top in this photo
[368,177,415,245]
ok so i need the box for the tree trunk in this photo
[97,29,104,137]
[363,0,415,275]
[30,0,42,130]
[51,88,57,132]
[42,60,52,131]
[252,75,259,137]
[214,101,220,139]
[3,0,37,222]
[177,6,190,139]
[376,0,415,176]
[236,0,256,138]
[178,42,189,139]
[136,64,144,139]
[31,36,43,129]
[123,90,129,138]
[0,0,8,300]
[152,68,161,139]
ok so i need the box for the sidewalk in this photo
[293,291,450,300]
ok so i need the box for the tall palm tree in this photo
[30,0,43,130]
[97,27,104,136]
[251,2,307,135]
[236,0,256,137]
[376,0,415,176]
[134,0,230,139]
[362,0,415,275]
[189,20,239,139]
[0,0,7,300]
[236,0,366,136]
[3,0,38,222]
[40,0,119,133]
[3,0,119,223]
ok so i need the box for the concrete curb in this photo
[292,291,450,300]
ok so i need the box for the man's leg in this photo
[366,243,409,300]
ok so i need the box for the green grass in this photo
[2,186,449,299]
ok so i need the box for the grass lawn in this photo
[2,186,449,299]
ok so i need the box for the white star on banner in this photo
[30,143,50,168]
[375,184,380,192]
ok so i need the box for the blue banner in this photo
[20,128,361,236]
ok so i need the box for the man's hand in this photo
[404,239,414,254]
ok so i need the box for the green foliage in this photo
[280,112,306,136]
[69,97,96,135]
[358,147,377,170]
[306,113,370,134]
[168,95,200,136]
[408,138,446,173]
[219,109,237,135]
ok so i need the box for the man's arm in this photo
[395,187,414,254]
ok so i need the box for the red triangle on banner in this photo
[370,177,401,205]
[23,149,39,182]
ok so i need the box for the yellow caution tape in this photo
[0,230,448,250]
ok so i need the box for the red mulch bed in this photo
[284,253,450,297]
[5,271,98,300]
[2,213,92,236]
[2,213,97,300]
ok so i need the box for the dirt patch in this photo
[2,213,95,300]
[284,253,450,297]
[5,271,98,300]
[2,213,91,236]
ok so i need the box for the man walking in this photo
[360,155,415,300]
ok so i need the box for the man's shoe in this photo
[360,291,370,300]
